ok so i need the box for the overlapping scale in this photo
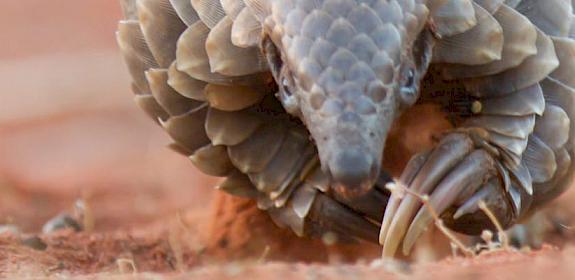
[205,108,264,146]
[231,8,263,48]
[524,135,557,183]
[248,128,313,194]
[117,20,158,94]
[160,105,211,153]
[146,69,203,116]
[441,4,537,78]
[541,78,575,150]
[462,29,559,95]
[515,0,573,37]
[137,0,187,68]
[206,16,269,76]
[220,0,246,20]
[533,104,570,151]
[190,144,235,176]
[465,114,535,139]
[167,62,207,101]
[191,0,226,28]
[432,4,503,65]
[228,123,288,173]
[474,0,505,14]
[204,84,267,111]
[176,20,270,86]
[549,37,575,88]
[169,0,200,25]
[133,93,169,122]
[477,83,545,116]
[217,170,259,198]
[431,0,477,37]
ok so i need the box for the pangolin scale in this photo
[116,0,575,257]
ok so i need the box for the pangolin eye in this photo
[262,36,283,81]
[403,68,415,88]
[277,74,300,115]
[399,67,418,106]
[281,77,292,97]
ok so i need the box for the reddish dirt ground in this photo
[1,1,575,279]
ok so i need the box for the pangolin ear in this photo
[262,35,283,81]
[398,28,435,108]
[413,28,435,74]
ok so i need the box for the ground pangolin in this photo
[116,0,575,257]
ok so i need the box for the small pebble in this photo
[21,236,47,251]
[322,232,338,246]
[42,214,83,234]
[471,100,482,114]
[370,258,412,274]
[0,224,21,235]
[481,230,494,243]
[224,263,244,277]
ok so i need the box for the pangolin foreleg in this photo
[380,131,515,256]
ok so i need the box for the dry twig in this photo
[116,258,137,275]
[478,200,510,250]
[386,182,475,257]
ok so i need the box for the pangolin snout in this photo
[329,149,380,199]
[312,110,390,200]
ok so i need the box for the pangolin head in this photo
[262,1,435,199]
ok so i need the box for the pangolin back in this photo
[116,0,575,244]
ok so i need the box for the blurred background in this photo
[2,1,575,278]
[0,0,217,233]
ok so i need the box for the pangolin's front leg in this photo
[377,0,575,256]
[381,69,575,257]
[381,130,515,256]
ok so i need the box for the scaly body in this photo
[117,0,575,257]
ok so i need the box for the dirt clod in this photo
[42,214,83,234]
[21,236,48,251]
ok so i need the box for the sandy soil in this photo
[1,1,575,279]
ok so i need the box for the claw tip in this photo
[453,209,464,220]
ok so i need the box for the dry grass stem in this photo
[257,245,271,264]
[478,200,509,250]
[389,183,476,257]
[116,258,137,275]
[168,218,186,272]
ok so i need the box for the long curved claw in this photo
[381,133,474,257]
[453,182,498,220]
[401,150,496,255]
[379,152,431,244]
[447,179,515,235]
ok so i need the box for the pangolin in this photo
[116,0,575,257]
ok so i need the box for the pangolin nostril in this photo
[331,150,377,191]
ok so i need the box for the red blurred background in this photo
[0,0,217,232]
[2,2,575,278]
